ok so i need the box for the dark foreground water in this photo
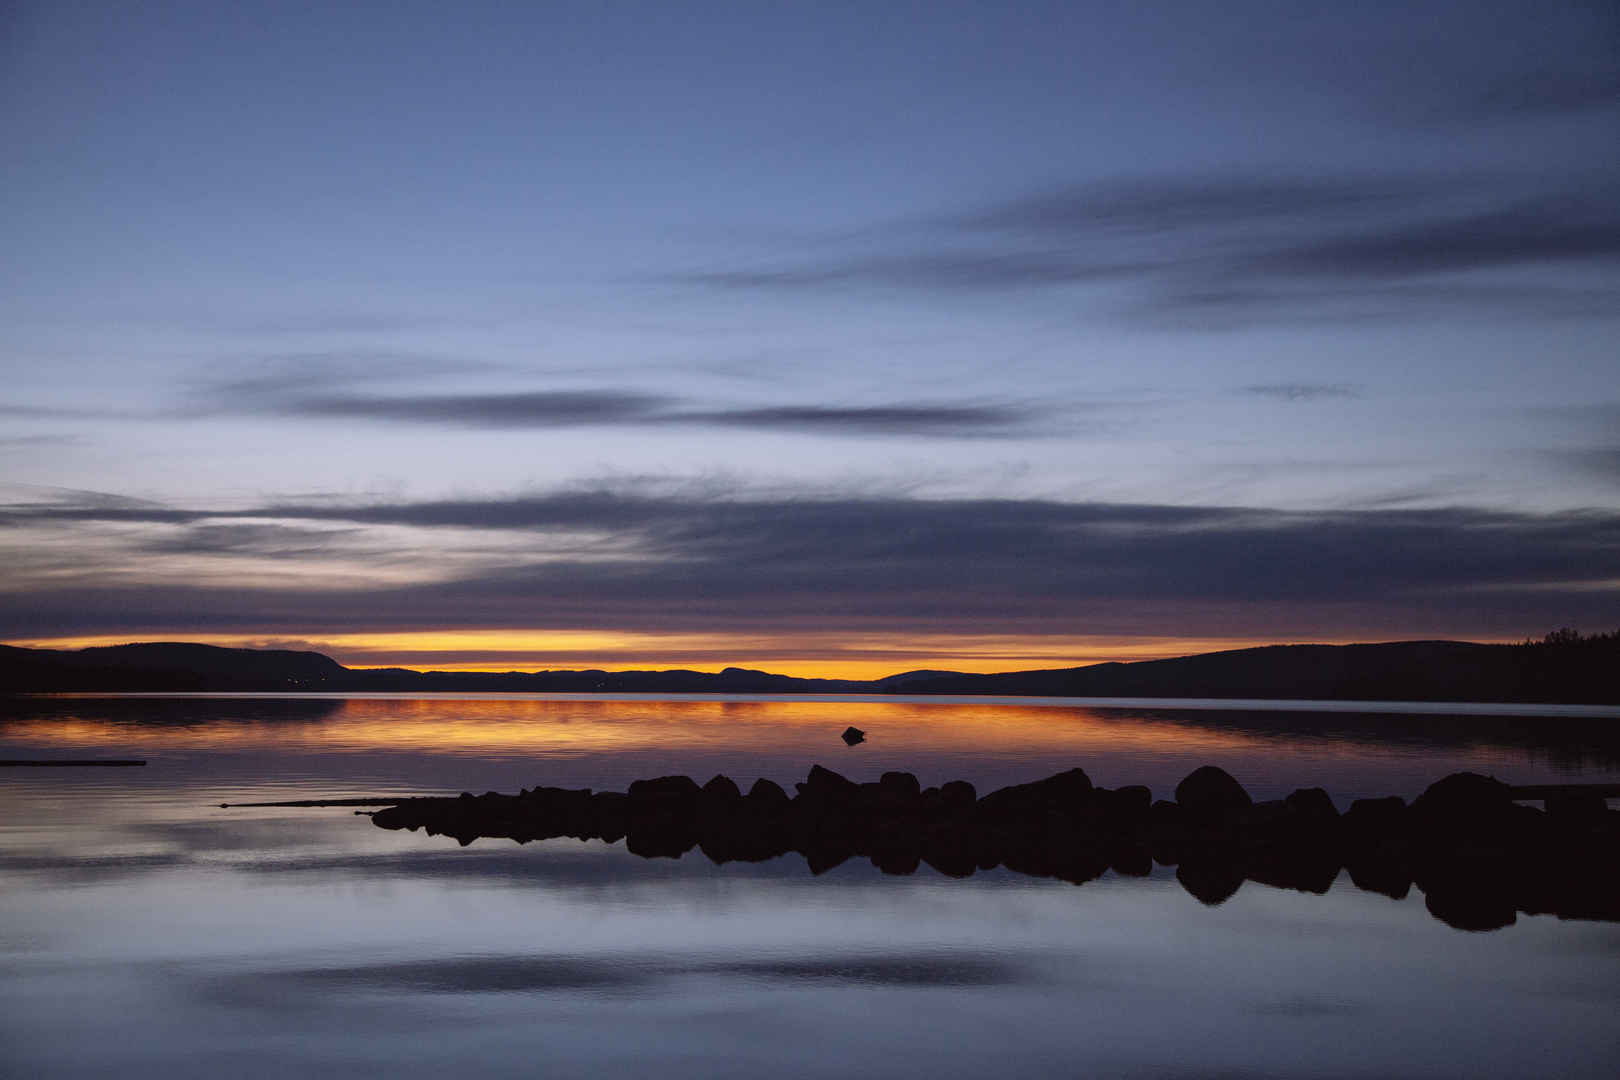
[3,693,1619,1078]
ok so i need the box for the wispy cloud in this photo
[285,389,672,427]
[203,377,1051,439]
[1445,67,1620,124]
[669,172,1620,327]
[954,176,1438,235]
[1253,193,1620,278]
[1244,384,1360,403]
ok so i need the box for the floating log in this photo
[357,764,1620,932]
[220,796,413,808]
[0,758,146,767]
[1508,783,1620,800]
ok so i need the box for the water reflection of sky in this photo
[3,695,1619,1077]
[4,693,1619,803]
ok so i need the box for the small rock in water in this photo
[1174,765,1252,817]
[841,726,866,746]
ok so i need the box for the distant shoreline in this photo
[13,689,1619,718]
[3,636,1616,705]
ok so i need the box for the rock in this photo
[841,726,866,745]
[745,777,791,808]
[1174,765,1252,817]
[1545,793,1609,822]
[799,764,857,795]
[795,764,861,811]
[1236,799,1292,831]
[978,767,1093,819]
[627,775,701,802]
[1422,876,1517,932]
[700,774,742,802]
[1285,786,1339,824]
[625,819,697,859]
[871,850,921,876]
[1343,795,1406,835]
[879,771,921,799]
[1346,857,1411,900]
[360,764,1616,933]
[1109,842,1153,877]
[1114,784,1153,815]
[1410,772,1512,827]
[1149,799,1185,825]
[1176,858,1245,905]
[1081,785,1151,828]
[939,779,977,811]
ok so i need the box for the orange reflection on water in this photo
[3,694,1281,760]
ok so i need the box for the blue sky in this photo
[3,1,1617,671]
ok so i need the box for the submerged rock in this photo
[841,726,866,745]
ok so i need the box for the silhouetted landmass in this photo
[359,763,1620,932]
[900,639,1620,702]
[2,632,1616,703]
[0,642,345,692]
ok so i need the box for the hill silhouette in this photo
[1,633,1615,703]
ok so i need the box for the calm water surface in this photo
[3,694,1619,1078]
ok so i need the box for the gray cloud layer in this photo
[672,173,1620,326]
[210,385,1045,438]
[4,491,1617,641]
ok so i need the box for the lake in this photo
[3,693,1619,1078]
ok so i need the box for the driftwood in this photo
[0,758,146,767]
[354,765,1620,932]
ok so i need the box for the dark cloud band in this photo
[4,491,1617,641]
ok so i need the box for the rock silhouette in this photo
[366,766,1620,932]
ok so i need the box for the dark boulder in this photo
[626,820,697,859]
[1285,787,1339,824]
[799,764,858,796]
[1545,792,1609,822]
[1343,795,1407,836]
[795,764,861,813]
[1109,841,1154,877]
[1347,856,1411,900]
[841,726,866,745]
[1423,880,1517,932]
[880,771,921,799]
[871,849,921,876]
[939,780,977,811]
[1176,858,1245,906]
[627,775,701,803]
[978,767,1093,820]
[1410,772,1512,828]
[1174,765,1252,817]
[701,774,742,802]
[1085,785,1152,828]
[745,777,791,809]
[804,846,851,876]
[1149,799,1185,826]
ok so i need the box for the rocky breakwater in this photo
[367,765,1620,931]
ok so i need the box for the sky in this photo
[2,0,1618,676]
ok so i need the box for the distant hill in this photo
[0,636,1614,703]
[0,642,345,691]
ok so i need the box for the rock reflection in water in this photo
[368,763,1620,933]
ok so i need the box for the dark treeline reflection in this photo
[368,763,1620,934]
[0,695,347,728]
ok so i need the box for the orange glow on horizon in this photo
[4,629,1498,680]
